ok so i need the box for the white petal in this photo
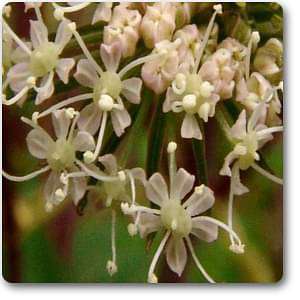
[73,131,95,152]
[30,20,48,49]
[100,42,122,72]
[98,154,118,174]
[121,78,142,104]
[77,103,102,135]
[55,19,73,52]
[69,174,87,205]
[163,88,180,113]
[172,168,195,201]
[92,3,112,24]
[185,186,215,217]
[231,164,249,195]
[181,114,202,140]
[166,237,187,276]
[26,128,53,159]
[35,74,55,105]
[44,171,61,205]
[191,218,219,243]
[247,103,266,132]
[230,110,247,140]
[219,150,239,177]
[138,213,161,238]
[7,63,31,92]
[51,109,71,139]
[74,59,98,88]
[145,173,169,207]
[111,108,131,137]
[130,168,146,185]
[56,58,75,84]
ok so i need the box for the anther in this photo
[167,142,177,154]
[148,273,158,284]
[54,8,65,21]
[171,219,177,231]
[199,81,214,98]
[106,260,118,276]
[83,151,94,164]
[128,223,138,236]
[98,94,114,111]
[54,188,66,203]
[26,76,36,87]
[32,112,39,124]
[198,102,210,122]
[65,107,78,119]
[67,22,77,32]
[182,94,197,111]
[213,4,223,14]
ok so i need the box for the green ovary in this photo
[47,138,76,172]
[29,42,60,77]
[103,180,126,200]
[93,71,122,102]
[161,200,192,238]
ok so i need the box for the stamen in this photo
[118,53,163,78]
[107,209,118,276]
[228,169,236,247]
[185,236,215,283]
[147,230,171,284]
[128,223,138,236]
[2,165,50,182]
[167,141,177,200]
[52,2,91,13]
[251,163,283,185]
[257,126,283,140]
[195,215,244,253]
[68,22,103,75]
[2,20,32,55]
[67,112,80,142]
[127,171,136,205]
[2,86,29,106]
[121,203,161,216]
[34,3,43,24]
[171,101,184,113]
[34,71,54,94]
[36,93,92,119]
[194,4,222,73]
[75,159,121,182]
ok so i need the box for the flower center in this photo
[103,180,126,204]
[93,71,122,103]
[238,132,259,170]
[47,138,76,171]
[160,200,192,238]
[29,42,60,77]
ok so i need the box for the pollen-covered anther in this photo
[54,188,66,203]
[195,184,205,195]
[229,243,245,254]
[128,223,138,236]
[213,4,223,14]
[83,151,94,164]
[54,8,65,21]
[59,173,68,185]
[251,31,260,44]
[65,107,78,119]
[148,273,158,284]
[198,103,211,122]
[106,260,118,276]
[182,94,197,111]
[121,202,135,215]
[199,81,214,98]
[167,141,177,154]
[26,76,36,87]
[172,73,186,95]
[98,94,114,112]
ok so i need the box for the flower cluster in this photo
[2,2,283,283]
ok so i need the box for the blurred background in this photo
[2,2,283,283]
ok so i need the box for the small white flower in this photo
[103,4,142,58]
[3,18,75,106]
[140,2,177,49]
[123,142,244,283]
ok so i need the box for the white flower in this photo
[236,72,282,126]
[3,18,75,106]
[140,2,177,49]
[3,109,95,211]
[103,4,142,57]
[141,39,181,95]
[122,142,244,283]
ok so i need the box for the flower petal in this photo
[145,173,169,207]
[92,3,112,24]
[30,20,48,49]
[191,218,218,243]
[121,78,142,104]
[26,128,53,159]
[44,171,61,206]
[35,73,55,105]
[51,109,71,139]
[231,164,249,195]
[56,58,75,84]
[77,103,102,135]
[185,186,215,217]
[73,131,95,152]
[172,168,195,201]
[166,236,187,276]
[69,170,87,205]
[55,19,73,52]
[230,110,247,140]
[74,59,98,88]
[100,42,122,72]
[130,168,146,185]
[181,114,202,140]
[111,108,131,137]
[98,154,118,174]
[138,213,161,238]
[7,62,30,92]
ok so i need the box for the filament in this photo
[251,163,283,185]
[52,2,91,13]
[257,126,283,140]
[2,165,50,182]
[185,236,215,283]
[3,86,29,106]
